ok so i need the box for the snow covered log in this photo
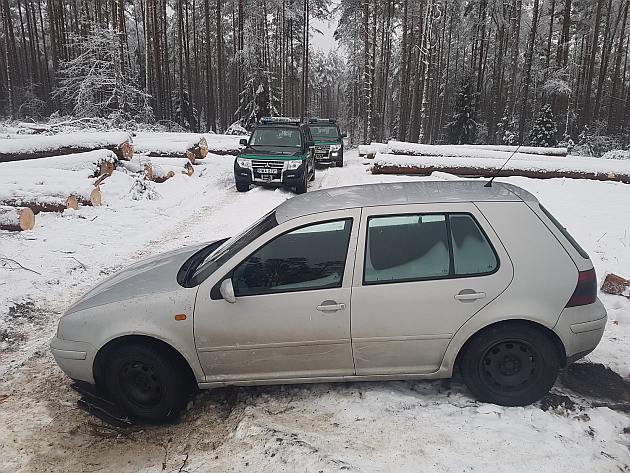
[0,132,133,162]
[386,141,568,161]
[133,132,209,162]
[371,154,630,184]
[203,133,247,155]
[0,149,118,177]
[454,144,568,156]
[359,143,387,157]
[0,206,35,231]
[121,156,194,180]
[0,168,103,213]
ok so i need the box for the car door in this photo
[350,203,513,376]
[193,209,360,383]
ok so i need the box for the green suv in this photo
[234,117,316,194]
[306,118,346,167]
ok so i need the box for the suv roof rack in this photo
[306,118,337,124]
[260,117,301,125]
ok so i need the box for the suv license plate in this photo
[258,168,279,175]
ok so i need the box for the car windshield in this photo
[309,125,339,141]
[249,128,302,148]
[189,210,279,285]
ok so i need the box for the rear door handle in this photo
[454,291,486,301]
[317,300,346,312]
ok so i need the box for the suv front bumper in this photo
[235,161,306,187]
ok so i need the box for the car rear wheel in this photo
[105,344,189,422]
[460,323,560,406]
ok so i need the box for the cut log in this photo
[203,133,247,155]
[386,141,569,161]
[456,144,568,157]
[0,133,133,162]
[0,206,35,231]
[601,274,630,297]
[0,168,103,212]
[0,150,118,177]
[371,154,630,184]
[134,132,212,162]
[358,143,387,157]
[123,156,194,180]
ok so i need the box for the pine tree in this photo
[529,104,558,147]
[53,25,152,120]
[445,79,478,144]
[497,116,519,145]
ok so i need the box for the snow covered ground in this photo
[1,149,629,472]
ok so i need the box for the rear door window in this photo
[364,214,450,283]
[363,213,498,285]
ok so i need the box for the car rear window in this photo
[539,204,589,259]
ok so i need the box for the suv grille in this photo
[251,160,285,169]
[315,145,331,153]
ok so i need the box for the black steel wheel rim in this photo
[480,340,537,392]
[119,361,163,407]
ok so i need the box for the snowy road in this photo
[1,150,630,472]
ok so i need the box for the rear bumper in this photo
[50,336,96,384]
[553,298,607,364]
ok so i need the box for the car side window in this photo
[450,214,498,275]
[364,214,450,284]
[232,219,353,296]
[363,213,498,285]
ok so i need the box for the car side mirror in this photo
[219,278,236,303]
[239,138,248,147]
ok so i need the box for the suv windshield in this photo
[190,211,279,285]
[249,128,302,148]
[309,125,339,141]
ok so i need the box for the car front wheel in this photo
[105,344,189,422]
[235,180,249,192]
[460,323,560,406]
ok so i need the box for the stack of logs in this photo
[0,132,213,231]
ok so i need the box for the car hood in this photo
[241,146,304,157]
[65,242,212,315]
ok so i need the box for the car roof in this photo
[274,181,537,223]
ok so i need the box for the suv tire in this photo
[105,344,189,422]
[460,323,560,406]
[235,181,249,192]
[336,153,344,167]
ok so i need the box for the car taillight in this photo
[566,268,597,307]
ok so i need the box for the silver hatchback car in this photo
[51,181,607,421]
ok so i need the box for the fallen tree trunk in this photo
[121,156,194,180]
[134,133,211,162]
[372,154,630,184]
[0,206,35,231]
[204,133,247,155]
[359,143,387,157]
[0,132,133,162]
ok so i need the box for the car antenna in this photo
[484,142,524,188]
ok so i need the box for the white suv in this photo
[51,181,606,421]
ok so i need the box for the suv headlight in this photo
[285,159,303,170]
[330,144,342,151]
[237,157,252,168]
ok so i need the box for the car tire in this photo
[104,344,189,422]
[235,181,249,192]
[336,153,344,167]
[460,323,560,406]
[309,165,316,181]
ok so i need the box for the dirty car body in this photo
[51,181,607,421]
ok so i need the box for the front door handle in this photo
[317,300,346,312]
[454,290,486,301]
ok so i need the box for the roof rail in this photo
[260,117,301,125]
